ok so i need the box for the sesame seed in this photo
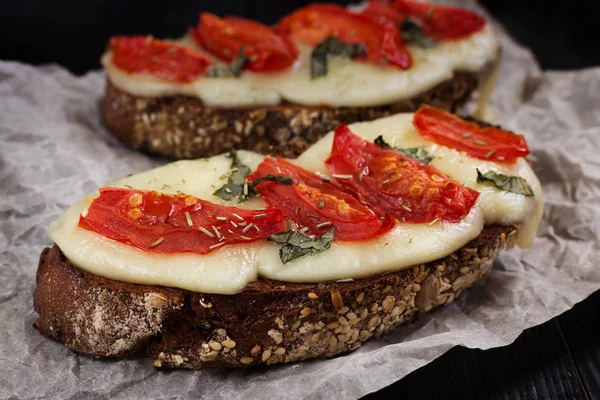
[317,221,332,229]
[485,149,497,158]
[300,307,311,317]
[308,292,319,299]
[428,217,440,226]
[230,220,238,228]
[240,235,252,240]
[149,237,164,248]
[212,225,221,239]
[221,339,236,348]
[242,223,254,233]
[332,173,353,180]
[184,212,193,227]
[274,347,286,356]
[216,216,228,221]
[240,357,254,365]
[198,226,214,238]
[209,342,222,351]
[232,213,244,221]
[474,139,488,146]
[254,213,267,219]
[318,199,325,209]
[401,204,412,212]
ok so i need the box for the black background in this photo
[1,1,598,399]
[0,0,598,73]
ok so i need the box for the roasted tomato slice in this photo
[248,158,392,241]
[79,188,284,254]
[275,4,411,69]
[109,36,210,83]
[413,105,530,163]
[325,124,479,223]
[361,0,405,25]
[192,13,298,72]
[393,0,485,40]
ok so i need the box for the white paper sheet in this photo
[1,1,599,398]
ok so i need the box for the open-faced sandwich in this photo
[102,1,500,159]
[34,106,542,369]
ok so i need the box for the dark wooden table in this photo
[1,1,598,398]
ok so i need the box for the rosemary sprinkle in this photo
[212,225,221,239]
[198,226,214,238]
[254,213,267,219]
[149,237,164,247]
[474,139,488,146]
[317,221,332,229]
[485,149,497,158]
[232,213,244,221]
[401,204,412,212]
[216,216,228,221]
[230,220,238,228]
[428,217,440,226]
[332,173,353,180]
[318,199,325,209]
[185,211,193,227]
[240,235,252,240]
[242,223,254,233]
[209,242,225,250]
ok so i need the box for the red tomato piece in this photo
[248,158,393,241]
[192,13,298,72]
[109,36,210,83]
[393,0,485,40]
[79,188,284,254]
[413,105,530,163]
[275,3,412,69]
[325,124,479,223]
[361,0,405,26]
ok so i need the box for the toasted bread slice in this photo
[102,70,480,159]
[34,225,514,369]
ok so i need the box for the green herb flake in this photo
[205,48,248,78]
[400,17,437,48]
[374,136,433,164]
[311,36,366,79]
[213,149,252,201]
[476,169,534,197]
[398,147,434,164]
[268,229,334,264]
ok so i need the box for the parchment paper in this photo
[1,1,599,398]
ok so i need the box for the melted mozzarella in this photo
[295,113,543,247]
[102,25,498,108]
[49,113,542,294]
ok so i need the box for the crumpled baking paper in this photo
[1,1,599,398]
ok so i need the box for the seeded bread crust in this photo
[102,70,480,160]
[34,225,515,369]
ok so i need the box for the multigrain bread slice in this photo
[34,225,515,369]
[102,71,479,159]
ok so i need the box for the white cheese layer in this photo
[49,113,542,294]
[102,24,498,108]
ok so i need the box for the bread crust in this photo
[34,225,515,369]
[102,71,479,159]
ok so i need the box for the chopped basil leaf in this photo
[400,17,437,49]
[240,174,294,202]
[311,36,366,79]
[374,135,392,148]
[374,135,433,164]
[213,149,252,201]
[213,150,293,202]
[268,229,334,264]
[398,147,434,164]
[476,169,534,197]
[205,48,248,78]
